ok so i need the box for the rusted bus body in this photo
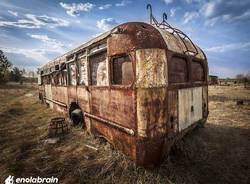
[38,22,209,167]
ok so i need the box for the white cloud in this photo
[184,0,205,4]
[59,2,95,17]
[170,8,177,17]
[29,34,68,54]
[1,35,72,68]
[2,47,49,65]
[200,0,250,26]
[97,18,118,31]
[183,11,199,24]
[115,0,130,7]
[201,1,216,17]
[99,4,111,10]
[8,10,18,17]
[30,34,53,42]
[0,14,69,29]
[205,42,250,53]
[164,0,173,4]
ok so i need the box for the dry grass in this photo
[0,83,249,184]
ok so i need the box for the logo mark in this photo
[5,175,14,184]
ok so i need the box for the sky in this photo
[0,0,249,78]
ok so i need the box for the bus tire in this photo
[71,108,84,127]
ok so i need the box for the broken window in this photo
[169,57,188,83]
[45,75,51,84]
[90,51,108,86]
[62,70,67,86]
[112,55,133,85]
[68,62,76,85]
[78,59,88,85]
[192,60,205,81]
[55,65,59,70]
[51,74,55,85]
[89,43,107,55]
[54,73,61,85]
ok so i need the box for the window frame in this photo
[67,61,77,86]
[191,59,205,83]
[168,54,189,86]
[77,52,89,86]
[110,53,135,89]
[89,50,109,88]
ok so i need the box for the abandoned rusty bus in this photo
[38,10,208,167]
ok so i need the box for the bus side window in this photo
[54,73,60,86]
[78,59,88,85]
[192,60,205,81]
[169,57,188,84]
[68,62,76,85]
[62,70,67,86]
[112,55,134,85]
[90,51,108,86]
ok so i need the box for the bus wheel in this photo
[71,108,85,128]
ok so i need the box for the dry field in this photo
[0,83,249,184]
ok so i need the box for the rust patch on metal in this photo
[167,90,178,138]
[91,119,136,160]
[202,86,208,118]
[137,88,167,138]
[108,22,166,56]
[91,88,136,131]
[136,48,168,88]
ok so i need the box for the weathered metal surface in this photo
[90,88,136,130]
[76,86,90,113]
[107,22,166,57]
[155,27,205,60]
[202,86,208,118]
[137,88,167,138]
[44,84,53,108]
[178,87,203,131]
[136,49,168,88]
[84,112,134,136]
[67,86,77,104]
[167,90,178,138]
[91,119,136,160]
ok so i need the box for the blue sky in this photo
[0,0,249,78]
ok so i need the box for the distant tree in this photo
[10,67,22,82]
[0,50,12,84]
[236,73,249,88]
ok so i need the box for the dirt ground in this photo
[0,83,249,184]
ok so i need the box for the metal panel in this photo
[136,48,168,88]
[178,87,202,131]
[44,84,53,108]
[137,88,167,138]
[167,90,178,138]
[91,88,136,130]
